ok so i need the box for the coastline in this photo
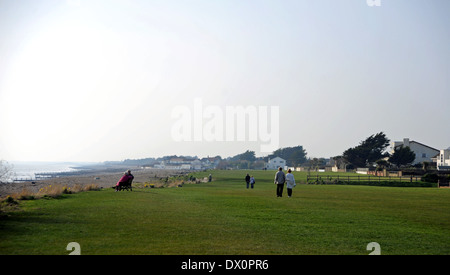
[0,167,190,199]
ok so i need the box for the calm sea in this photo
[9,161,84,181]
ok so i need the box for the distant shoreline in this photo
[0,167,191,198]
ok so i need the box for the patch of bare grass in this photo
[11,187,36,201]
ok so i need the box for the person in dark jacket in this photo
[245,174,251,189]
[274,167,286,197]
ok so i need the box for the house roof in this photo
[395,140,439,152]
[269,157,285,162]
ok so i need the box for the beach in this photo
[0,167,189,198]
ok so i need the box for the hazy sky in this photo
[0,0,449,162]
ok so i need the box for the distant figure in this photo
[274,167,286,197]
[208,174,212,182]
[286,169,296,198]
[115,170,134,191]
[245,174,251,189]
[250,175,255,189]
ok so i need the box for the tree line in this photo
[217,132,417,171]
[216,146,309,170]
[334,132,416,170]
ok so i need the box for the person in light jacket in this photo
[250,175,255,189]
[286,169,296,197]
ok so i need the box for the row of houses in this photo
[266,138,450,171]
[149,156,221,170]
[141,138,449,172]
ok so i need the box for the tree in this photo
[422,161,431,172]
[342,146,367,168]
[343,132,390,168]
[376,159,389,171]
[232,150,256,162]
[269,146,307,167]
[389,145,416,167]
[306,158,325,171]
[0,160,14,183]
[333,155,348,170]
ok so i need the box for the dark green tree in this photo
[233,150,256,162]
[342,146,367,168]
[269,146,307,167]
[389,145,416,167]
[343,132,390,168]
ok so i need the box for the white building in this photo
[392,138,440,165]
[191,160,203,170]
[168,157,186,164]
[266,157,286,170]
[180,164,191,170]
[437,148,450,171]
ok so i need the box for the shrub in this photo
[13,188,35,200]
[422,173,439,183]
[4,196,18,205]
[83,184,100,191]
[62,187,72,194]
[0,196,19,216]
[38,184,66,198]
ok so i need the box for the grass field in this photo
[1,170,449,255]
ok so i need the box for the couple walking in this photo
[245,174,256,189]
[274,167,296,197]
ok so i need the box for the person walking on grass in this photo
[274,167,286,197]
[245,173,251,189]
[250,175,255,189]
[286,169,296,198]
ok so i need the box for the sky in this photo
[0,0,449,162]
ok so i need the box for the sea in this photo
[8,161,89,182]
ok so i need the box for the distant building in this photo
[200,156,221,169]
[168,157,186,164]
[266,157,286,170]
[392,138,440,165]
[437,148,450,171]
[191,160,203,170]
[180,164,192,170]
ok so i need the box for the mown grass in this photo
[0,170,449,255]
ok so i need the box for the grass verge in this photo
[1,170,449,255]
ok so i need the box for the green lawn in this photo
[1,170,449,255]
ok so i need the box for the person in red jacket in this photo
[115,170,134,191]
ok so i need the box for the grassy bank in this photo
[1,170,449,255]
